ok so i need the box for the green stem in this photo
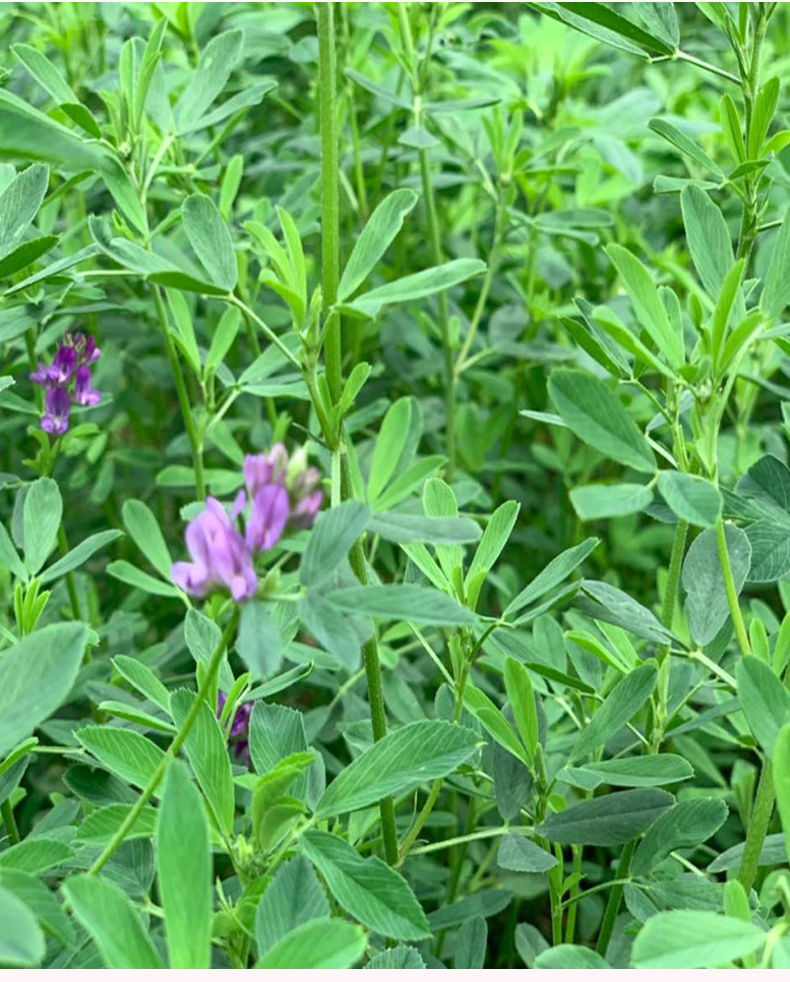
[455,195,505,373]
[660,519,688,641]
[87,609,239,874]
[596,839,635,956]
[398,778,442,864]
[714,515,751,657]
[316,2,342,403]
[738,758,774,892]
[1,800,20,844]
[418,150,455,479]
[396,4,455,478]
[152,287,205,500]
[231,297,300,368]
[564,845,582,943]
[340,455,398,866]
[57,525,83,622]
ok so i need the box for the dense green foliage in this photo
[3,0,790,970]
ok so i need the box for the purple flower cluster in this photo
[217,690,252,764]
[30,333,102,435]
[171,445,323,603]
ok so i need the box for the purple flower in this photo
[40,387,71,435]
[289,466,323,529]
[217,691,252,763]
[74,366,101,407]
[29,333,102,436]
[30,362,53,387]
[171,497,258,602]
[70,332,101,366]
[48,345,77,385]
[245,483,290,552]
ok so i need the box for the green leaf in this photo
[0,886,44,967]
[373,455,445,513]
[366,512,481,546]
[327,584,475,626]
[682,525,751,645]
[774,722,790,866]
[298,593,360,671]
[121,499,173,581]
[183,192,237,291]
[367,397,412,503]
[0,89,105,172]
[0,838,73,875]
[365,946,426,969]
[746,520,790,582]
[505,537,599,617]
[761,206,790,320]
[237,600,283,679]
[107,559,182,597]
[22,477,62,575]
[574,754,693,788]
[504,657,539,761]
[463,682,530,765]
[571,662,657,761]
[338,189,419,300]
[348,259,486,318]
[578,580,672,644]
[256,855,330,957]
[0,622,88,757]
[496,835,557,873]
[657,472,722,528]
[0,234,58,278]
[534,945,611,969]
[0,163,48,257]
[736,656,790,758]
[301,830,430,941]
[466,500,520,586]
[0,521,29,581]
[606,244,684,368]
[112,655,171,713]
[76,726,165,790]
[537,789,674,845]
[632,911,765,969]
[256,918,366,970]
[316,719,479,818]
[737,454,790,521]
[170,689,234,836]
[680,185,735,300]
[205,306,241,376]
[548,369,656,473]
[632,798,728,875]
[75,803,158,844]
[0,868,75,949]
[156,760,212,969]
[530,2,674,56]
[39,529,123,583]
[62,874,164,969]
[175,29,244,131]
[12,45,99,137]
[299,501,370,587]
[649,118,723,175]
[570,482,653,520]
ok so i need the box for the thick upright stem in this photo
[87,609,239,874]
[340,455,398,865]
[152,287,205,500]
[316,2,342,403]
